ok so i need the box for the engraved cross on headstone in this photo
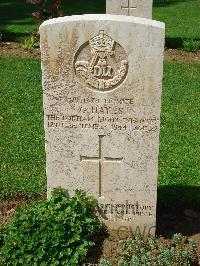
[80,135,123,198]
[121,0,137,16]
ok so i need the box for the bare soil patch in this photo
[0,42,200,63]
[0,42,40,58]
[165,48,200,63]
[1,197,200,265]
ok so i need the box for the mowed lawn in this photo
[0,0,200,210]
[0,0,199,43]
[153,0,200,47]
[0,58,46,199]
[0,57,200,209]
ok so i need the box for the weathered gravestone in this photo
[40,14,165,234]
[107,0,153,19]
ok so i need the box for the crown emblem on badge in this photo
[74,30,128,92]
[89,30,115,55]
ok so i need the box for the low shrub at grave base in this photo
[0,189,102,266]
[22,34,40,51]
[100,233,198,266]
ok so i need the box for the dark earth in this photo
[0,42,199,265]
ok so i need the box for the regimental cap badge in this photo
[89,30,115,55]
[74,30,128,92]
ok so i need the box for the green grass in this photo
[158,62,200,210]
[0,0,199,45]
[0,57,46,199]
[0,58,200,209]
[159,62,200,187]
[153,0,200,48]
[0,0,105,42]
[0,0,37,42]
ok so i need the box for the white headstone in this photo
[40,14,165,234]
[107,0,153,19]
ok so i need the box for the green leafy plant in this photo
[100,259,113,266]
[182,39,200,53]
[100,233,198,266]
[22,34,39,50]
[0,189,101,265]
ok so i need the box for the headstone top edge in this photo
[39,14,165,31]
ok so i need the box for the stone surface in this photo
[40,14,165,233]
[107,0,153,19]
